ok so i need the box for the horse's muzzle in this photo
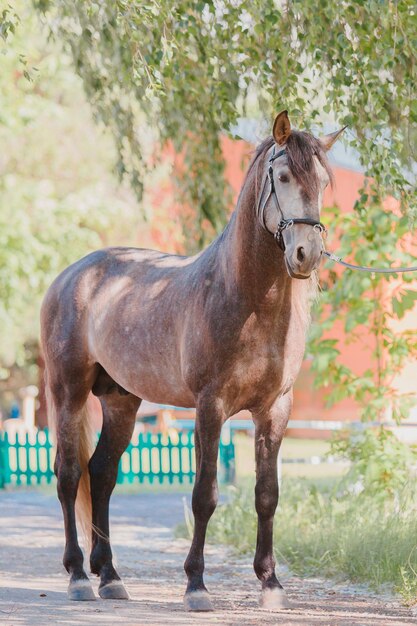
[284,239,322,279]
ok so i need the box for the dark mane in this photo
[246,130,334,201]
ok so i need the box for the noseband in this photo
[258,146,327,250]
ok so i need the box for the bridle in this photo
[258,145,327,251]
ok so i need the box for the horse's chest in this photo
[220,309,308,411]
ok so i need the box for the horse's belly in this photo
[128,377,195,408]
[89,318,195,407]
[95,346,195,407]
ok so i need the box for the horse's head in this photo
[258,111,345,279]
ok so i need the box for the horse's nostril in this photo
[297,246,305,263]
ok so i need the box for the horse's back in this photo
[40,246,199,405]
[42,246,191,314]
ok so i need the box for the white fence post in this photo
[20,385,38,432]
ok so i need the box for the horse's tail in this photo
[46,378,94,553]
[74,404,95,554]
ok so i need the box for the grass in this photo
[176,477,417,604]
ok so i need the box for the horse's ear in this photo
[273,110,291,145]
[320,126,347,151]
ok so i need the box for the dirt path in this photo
[0,491,415,625]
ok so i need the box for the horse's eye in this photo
[278,174,289,183]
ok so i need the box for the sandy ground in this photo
[0,490,416,626]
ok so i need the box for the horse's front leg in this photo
[253,391,293,610]
[183,398,224,612]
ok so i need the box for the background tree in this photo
[34,0,417,241]
[310,198,417,492]
[0,2,146,395]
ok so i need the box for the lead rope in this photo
[322,249,417,274]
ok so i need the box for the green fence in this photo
[0,429,235,488]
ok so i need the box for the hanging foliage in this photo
[33,0,416,238]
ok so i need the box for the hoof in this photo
[183,590,214,612]
[99,581,130,600]
[68,580,96,601]
[260,587,293,610]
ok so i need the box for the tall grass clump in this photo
[177,471,417,603]
[274,479,417,600]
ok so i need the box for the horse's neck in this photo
[217,170,316,327]
[219,175,286,301]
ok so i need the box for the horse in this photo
[40,110,344,611]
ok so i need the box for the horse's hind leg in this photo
[89,392,141,599]
[51,379,97,601]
